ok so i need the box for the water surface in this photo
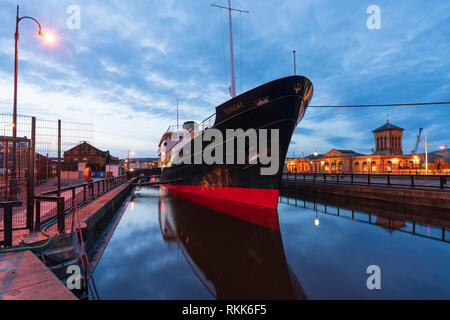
[92,187,450,299]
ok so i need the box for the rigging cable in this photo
[309,101,450,108]
[239,11,242,94]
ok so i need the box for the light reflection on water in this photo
[92,187,450,299]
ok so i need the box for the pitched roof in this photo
[373,120,404,132]
[304,154,323,159]
[335,149,364,156]
[64,141,107,156]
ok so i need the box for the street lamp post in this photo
[11,5,53,200]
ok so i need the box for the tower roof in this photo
[372,120,404,132]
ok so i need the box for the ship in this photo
[157,2,313,226]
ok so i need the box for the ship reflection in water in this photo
[158,187,306,299]
[92,187,450,300]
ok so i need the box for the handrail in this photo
[37,175,128,196]
[33,175,129,232]
[283,172,449,189]
[164,112,216,134]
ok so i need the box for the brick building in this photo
[64,141,119,171]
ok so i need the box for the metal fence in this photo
[35,175,129,234]
[0,113,95,247]
[283,172,450,189]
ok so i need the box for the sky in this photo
[0,0,449,158]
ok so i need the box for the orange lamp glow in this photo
[392,158,399,164]
[40,31,56,43]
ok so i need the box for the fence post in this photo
[411,175,414,188]
[440,176,445,189]
[387,175,390,186]
[351,174,353,184]
[1,201,21,247]
[72,187,76,209]
[4,141,9,200]
[57,197,65,234]
[26,117,36,231]
[57,120,61,197]
[83,185,87,202]
[368,174,371,185]
[3,203,12,247]
[35,200,41,231]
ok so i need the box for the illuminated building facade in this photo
[287,121,449,174]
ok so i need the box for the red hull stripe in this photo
[165,185,279,209]
[163,185,280,230]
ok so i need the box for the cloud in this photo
[0,0,448,158]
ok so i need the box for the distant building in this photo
[287,120,449,174]
[123,157,158,171]
[64,141,120,172]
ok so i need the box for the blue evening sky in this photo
[0,0,449,158]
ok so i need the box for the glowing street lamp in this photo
[11,5,55,199]
[41,32,56,43]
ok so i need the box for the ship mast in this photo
[212,1,249,98]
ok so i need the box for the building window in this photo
[387,161,392,172]
[362,162,368,172]
[331,161,336,173]
[339,161,344,173]
[371,161,377,172]
[324,162,330,172]
[354,162,360,172]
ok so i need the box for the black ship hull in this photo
[161,75,313,226]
